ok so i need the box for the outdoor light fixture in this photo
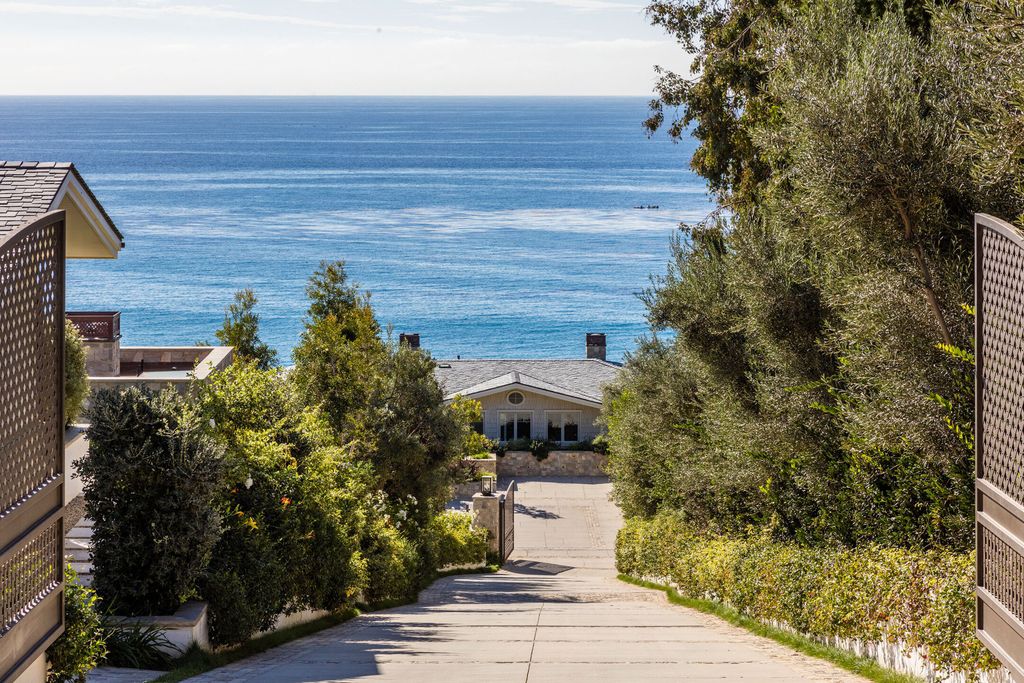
[481,475,495,496]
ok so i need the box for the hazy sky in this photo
[0,0,690,95]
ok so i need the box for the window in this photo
[499,411,532,441]
[546,411,581,443]
[471,411,484,435]
[507,391,525,405]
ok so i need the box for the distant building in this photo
[428,333,620,444]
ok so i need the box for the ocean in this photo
[0,97,711,362]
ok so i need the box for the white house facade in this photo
[431,335,620,445]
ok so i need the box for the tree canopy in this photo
[605,0,1024,550]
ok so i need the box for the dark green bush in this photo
[617,513,1000,680]
[200,516,287,647]
[529,440,551,461]
[47,565,105,683]
[79,387,224,616]
[64,319,89,426]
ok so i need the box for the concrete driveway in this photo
[185,477,866,683]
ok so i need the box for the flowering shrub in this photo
[616,512,1001,680]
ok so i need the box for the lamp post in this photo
[481,475,495,496]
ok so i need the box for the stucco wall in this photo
[475,389,603,443]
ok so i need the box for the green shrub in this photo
[195,363,368,646]
[64,319,89,426]
[617,513,1001,680]
[529,440,551,461]
[79,387,224,616]
[362,516,419,605]
[47,565,105,683]
[200,516,287,647]
[421,511,488,571]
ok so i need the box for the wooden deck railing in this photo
[67,310,120,341]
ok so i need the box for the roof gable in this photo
[0,161,124,258]
[435,359,620,405]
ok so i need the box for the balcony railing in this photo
[67,311,120,341]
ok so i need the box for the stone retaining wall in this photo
[497,450,607,477]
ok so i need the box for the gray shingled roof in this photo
[0,161,123,243]
[434,359,621,403]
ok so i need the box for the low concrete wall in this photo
[497,450,607,477]
[106,601,210,655]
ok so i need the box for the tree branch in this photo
[890,189,954,346]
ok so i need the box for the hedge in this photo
[616,512,1001,681]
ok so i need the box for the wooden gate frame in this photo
[0,211,66,683]
[976,212,1024,679]
[498,480,515,563]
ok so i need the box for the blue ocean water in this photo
[0,97,711,361]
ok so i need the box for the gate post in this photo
[472,492,500,555]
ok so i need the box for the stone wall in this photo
[497,450,607,477]
[83,340,119,377]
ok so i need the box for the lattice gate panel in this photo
[0,217,64,511]
[977,213,1024,680]
[0,211,66,682]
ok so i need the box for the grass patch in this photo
[149,565,499,682]
[618,574,923,683]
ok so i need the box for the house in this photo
[0,161,124,257]
[430,333,620,445]
[0,161,124,683]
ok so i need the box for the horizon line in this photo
[0,93,657,99]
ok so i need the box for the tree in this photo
[214,288,277,370]
[347,344,463,514]
[603,0,1000,550]
[292,261,386,434]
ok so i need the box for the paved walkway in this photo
[179,477,865,683]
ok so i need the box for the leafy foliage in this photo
[213,288,277,369]
[605,0,1024,550]
[421,510,489,570]
[82,260,488,647]
[449,395,494,458]
[79,387,224,615]
[291,260,386,434]
[47,565,106,683]
[617,513,1000,680]
[64,319,89,426]
[195,361,368,646]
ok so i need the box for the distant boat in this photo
[632,205,660,210]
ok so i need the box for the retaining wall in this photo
[497,450,606,477]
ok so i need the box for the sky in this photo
[0,0,690,96]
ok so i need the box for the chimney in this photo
[399,333,421,350]
[586,333,606,361]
